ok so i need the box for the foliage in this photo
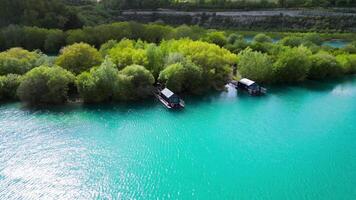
[225,39,249,54]
[17,65,75,105]
[253,34,273,43]
[0,74,21,101]
[309,52,342,79]
[0,48,41,75]
[76,58,119,103]
[227,33,244,45]
[56,43,102,75]
[336,54,356,74]
[203,31,227,47]
[237,48,275,83]
[44,29,66,54]
[273,46,312,83]
[304,33,322,46]
[279,36,305,47]
[146,44,164,78]
[159,60,203,94]
[108,39,148,70]
[161,39,237,90]
[0,0,82,29]
[116,65,155,101]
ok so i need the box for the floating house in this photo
[234,78,267,95]
[154,88,185,109]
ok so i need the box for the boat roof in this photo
[239,78,256,86]
[161,88,175,98]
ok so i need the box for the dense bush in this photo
[336,54,356,74]
[0,48,41,75]
[279,36,305,47]
[108,39,148,70]
[309,52,342,80]
[161,39,237,90]
[17,66,75,105]
[76,58,119,103]
[159,60,203,94]
[56,43,102,75]
[0,74,21,101]
[253,34,273,43]
[273,46,312,83]
[203,31,227,47]
[116,65,155,101]
[237,48,274,83]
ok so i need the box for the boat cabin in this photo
[156,88,185,109]
[237,78,267,95]
[161,88,180,104]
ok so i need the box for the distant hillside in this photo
[116,9,356,32]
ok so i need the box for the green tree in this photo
[161,39,237,90]
[280,36,305,47]
[303,33,322,46]
[56,43,102,75]
[108,39,148,70]
[237,48,275,83]
[17,65,75,105]
[309,52,342,80]
[116,65,155,101]
[0,48,41,75]
[146,44,164,78]
[159,60,203,94]
[203,31,227,47]
[253,33,273,43]
[0,74,21,101]
[336,54,356,74]
[44,29,66,54]
[227,33,244,45]
[76,58,119,103]
[273,46,312,83]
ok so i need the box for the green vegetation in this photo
[0,74,21,101]
[56,43,102,75]
[17,66,75,105]
[237,48,274,83]
[0,48,42,75]
[0,21,355,105]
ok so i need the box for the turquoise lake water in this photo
[1,77,356,199]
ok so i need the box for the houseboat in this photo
[154,88,185,109]
[232,78,267,96]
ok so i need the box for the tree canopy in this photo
[17,65,75,105]
[56,43,102,75]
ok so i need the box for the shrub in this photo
[273,46,312,83]
[203,31,227,47]
[308,52,342,80]
[280,36,305,47]
[108,39,148,70]
[44,29,66,54]
[0,74,21,101]
[146,44,164,78]
[159,60,203,94]
[0,48,41,75]
[237,48,275,83]
[227,33,244,45]
[116,65,155,101]
[76,58,119,103]
[336,54,356,74]
[17,66,75,105]
[303,33,323,46]
[253,33,273,43]
[160,39,237,90]
[56,43,102,75]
